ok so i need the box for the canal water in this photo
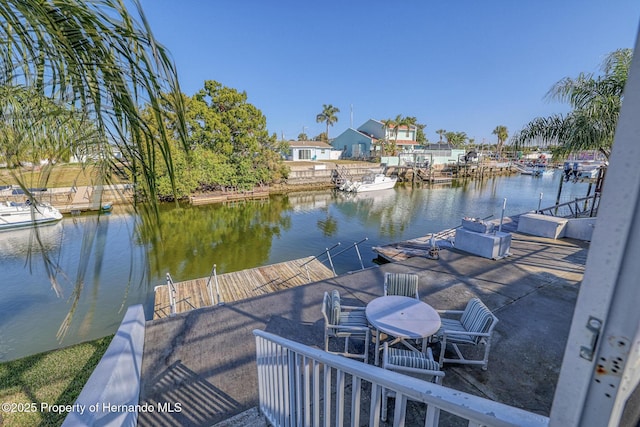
[0,170,593,361]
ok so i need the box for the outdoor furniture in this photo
[435,297,498,370]
[321,290,370,363]
[383,272,419,299]
[366,295,441,365]
[381,342,445,422]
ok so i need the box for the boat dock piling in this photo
[153,256,335,319]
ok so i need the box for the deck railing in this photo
[536,194,600,218]
[254,330,549,427]
[300,237,369,277]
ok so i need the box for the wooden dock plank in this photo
[153,256,334,319]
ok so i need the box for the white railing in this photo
[254,330,549,427]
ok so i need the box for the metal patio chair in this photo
[381,342,445,422]
[435,297,498,370]
[321,290,370,363]
[383,272,420,299]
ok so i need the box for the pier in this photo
[153,256,335,319]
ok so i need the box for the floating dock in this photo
[153,256,334,319]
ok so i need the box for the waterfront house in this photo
[286,140,336,161]
[332,119,419,158]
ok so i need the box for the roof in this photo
[288,140,333,149]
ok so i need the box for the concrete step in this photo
[210,407,267,427]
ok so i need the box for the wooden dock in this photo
[153,256,334,319]
[189,189,269,206]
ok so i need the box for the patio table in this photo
[366,295,441,365]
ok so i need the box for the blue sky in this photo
[139,1,640,145]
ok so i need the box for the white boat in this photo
[0,200,63,231]
[338,173,397,193]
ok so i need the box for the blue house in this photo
[331,119,419,158]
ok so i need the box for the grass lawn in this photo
[0,164,124,188]
[0,336,113,426]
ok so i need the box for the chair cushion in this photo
[338,310,368,327]
[330,290,341,324]
[438,318,477,344]
[387,348,440,371]
[386,273,418,298]
[460,298,494,335]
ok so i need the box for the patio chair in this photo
[381,342,445,422]
[435,297,498,370]
[321,290,370,363]
[383,272,419,299]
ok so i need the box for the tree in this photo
[315,104,340,141]
[0,0,188,338]
[436,129,446,143]
[405,116,427,144]
[513,49,632,160]
[298,133,308,141]
[142,80,289,197]
[444,131,468,147]
[492,125,508,157]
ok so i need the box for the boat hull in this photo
[0,202,63,231]
[338,174,397,193]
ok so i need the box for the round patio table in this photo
[366,295,441,365]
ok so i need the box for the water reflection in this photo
[0,222,64,258]
[141,197,294,280]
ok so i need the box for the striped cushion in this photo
[388,348,440,371]
[460,299,494,337]
[339,310,368,327]
[438,298,494,345]
[385,273,418,298]
[439,318,476,344]
[330,290,341,324]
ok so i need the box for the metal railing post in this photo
[214,264,223,305]
[326,247,336,276]
[537,192,543,213]
[167,272,176,317]
[353,237,368,270]
[206,264,216,306]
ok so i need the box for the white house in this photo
[287,141,336,161]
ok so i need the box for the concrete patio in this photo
[138,222,587,426]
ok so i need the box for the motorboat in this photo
[338,173,397,193]
[0,200,63,230]
[563,161,605,181]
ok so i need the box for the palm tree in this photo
[514,49,632,160]
[406,116,427,144]
[380,118,395,156]
[492,126,508,158]
[445,131,468,148]
[0,0,188,338]
[1,0,188,197]
[436,129,446,143]
[315,104,340,141]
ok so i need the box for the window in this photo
[299,149,312,160]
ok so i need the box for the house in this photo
[332,119,419,158]
[387,143,468,167]
[286,140,336,161]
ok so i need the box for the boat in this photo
[563,161,605,181]
[513,163,549,177]
[338,173,397,193]
[0,200,63,231]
